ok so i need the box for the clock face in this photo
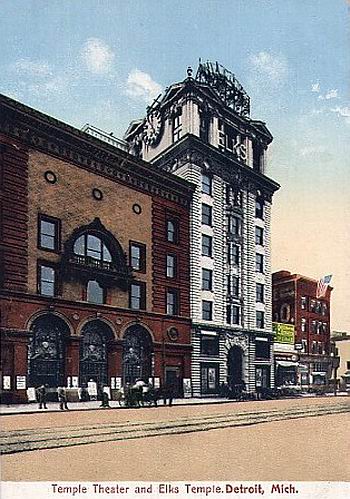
[143,110,162,145]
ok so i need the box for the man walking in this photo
[57,386,69,410]
[36,384,48,409]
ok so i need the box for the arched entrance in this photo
[79,320,113,386]
[122,325,153,385]
[227,345,243,389]
[28,314,70,387]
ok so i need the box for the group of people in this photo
[35,379,175,410]
[35,384,69,411]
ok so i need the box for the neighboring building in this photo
[272,270,333,387]
[0,94,194,403]
[331,332,350,391]
[125,62,280,396]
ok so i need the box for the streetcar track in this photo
[1,403,349,455]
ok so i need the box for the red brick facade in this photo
[272,270,332,385]
[0,94,194,403]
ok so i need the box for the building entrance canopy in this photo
[276,361,298,368]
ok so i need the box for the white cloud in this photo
[331,106,350,124]
[126,69,162,103]
[325,89,338,100]
[300,145,327,157]
[249,51,288,82]
[13,59,52,77]
[80,38,115,74]
[311,82,320,93]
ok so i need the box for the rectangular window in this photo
[229,216,241,236]
[200,335,219,356]
[255,340,270,359]
[311,320,317,333]
[202,300,213,321]
[166,254,176,278]
[38,215,60,251]
[301,296,307,310]
[302,339,308,353]
[228,243,240,265]
[200,363,219,394]
[202,268,213,291]
[202,204,213,226]
[227,305,240,325]
[255,226,264,245]
[202,235,213,257]
[172,112,182,143]
[255,198,264,219]
[321,302,328,315]
[129,282,146,310]
[166,218,179,244]
[256,311,265,329]
[130,242,146,272]
[256,253,264,273]
[166,289,179,315]
[256,283,264,303]
[202,174,212,195]
[301,318,308,333]
[230,276,239,297]
[38,264,56,296]
[309,299,316,312]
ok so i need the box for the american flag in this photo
[316,275,332,299]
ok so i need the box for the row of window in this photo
[301,296,328,315]
[202,300,265,329]
[38,263,181,315]
[301,318,329,334]
[201,208,266,232]
[200,335,270,359]
[202,174,265,220]
[38,215,181,255]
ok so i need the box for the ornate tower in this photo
[125,61,280,395]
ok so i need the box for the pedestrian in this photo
[162,383,174,406]
[36,384,48,409]
[57,386,69,410]
[99,390,110,408]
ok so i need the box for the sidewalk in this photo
[1,392,348,416]
[0,397,233,415]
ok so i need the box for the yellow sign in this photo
[272,323,295,344]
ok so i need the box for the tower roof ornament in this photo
[195,60,250,117]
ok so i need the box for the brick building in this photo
[0,94,194,403]
[272,270,333,387]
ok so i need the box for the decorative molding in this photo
[0,95,194,208]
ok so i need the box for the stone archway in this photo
[79,320,113,387]
[28,314,70,387]
[122,325,153,385]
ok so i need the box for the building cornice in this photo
[151,134,280,200]
[0,94,195,207]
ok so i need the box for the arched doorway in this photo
[79,320,113,387]
[28,314,70,387]
[122,325,153,385]
[227,345,243,389]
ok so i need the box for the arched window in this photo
[73,233,112,263]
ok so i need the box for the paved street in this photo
[1,396,349,481]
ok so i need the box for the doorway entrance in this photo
[79,320,113,387]
[122,325,153,385]
[28,315,70,387]
[227,345,243,389]
[165,367,183,397]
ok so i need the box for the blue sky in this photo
[1,0,349,329]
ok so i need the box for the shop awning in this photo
[276,361,298,368]
[312,372,327,376]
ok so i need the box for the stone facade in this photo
[125,63,279,396]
